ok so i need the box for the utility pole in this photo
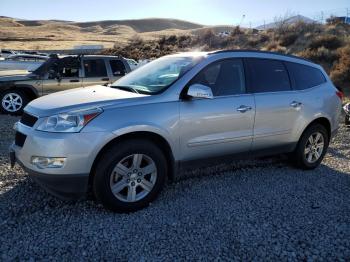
[321,11,324,24]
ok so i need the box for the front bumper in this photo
[10,121,114,200]
[10,144,89,200]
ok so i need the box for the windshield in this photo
[111,56,204,94]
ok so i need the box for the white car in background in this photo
[0,54,49,71]
[125,58,139,71]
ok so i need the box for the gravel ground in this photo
[0,114,349,261]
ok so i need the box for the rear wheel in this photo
[93,139,167,212]
[0,90,28,115]
[293,124,329,169]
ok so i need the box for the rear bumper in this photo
[13,150,89,200]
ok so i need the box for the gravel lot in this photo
[0,114,349,261]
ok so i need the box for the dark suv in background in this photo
[0,55,131,114]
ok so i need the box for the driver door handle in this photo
[69,79,80,83]
[290,101,302,108]
[237,105,252,113]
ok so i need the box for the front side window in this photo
[246,58,291,93]
[112,56,204,94]
[190,59,246,96]
[110,60,126,76]
[84,59,107,77]
[285,62,326,90]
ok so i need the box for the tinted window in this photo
[285,62,326,90]
[191,59,245,96]
[247,58,291,93]
[84,59,107,77]
[110,60,126,76]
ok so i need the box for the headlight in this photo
[36,107,103,133]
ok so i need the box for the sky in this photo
[0,0,349,26]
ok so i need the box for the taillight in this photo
[336,90,344,101]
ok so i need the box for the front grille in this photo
[20,112,38,127]
[15,132,27,147]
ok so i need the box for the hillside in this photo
[103,21,350,92]
[256,15,315,30]
[0,16,203,50]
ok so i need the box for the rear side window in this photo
[246,58,291,93]
[83,59,107,77]
[109,60,126,76]
[285,62,326,90]
[190,59,246,96]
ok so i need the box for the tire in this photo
[345,115,350,126]
[293,124,329,170]
[93,139,167,212]
[0,90,29,115]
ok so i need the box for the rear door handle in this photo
[290,101,302,108]
[237,105,252,113]
[101,78,110,81]
[70,79,80,83]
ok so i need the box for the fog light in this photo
[31,156,66,169]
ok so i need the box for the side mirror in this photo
[187,84,213,99]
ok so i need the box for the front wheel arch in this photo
[89,131,176,188]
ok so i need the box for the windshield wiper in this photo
[111,85,139,94]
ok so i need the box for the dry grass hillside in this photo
[0,16,349,92]
[0,16,203,49]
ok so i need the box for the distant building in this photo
[72,45,104,54]
[326,16,350,25]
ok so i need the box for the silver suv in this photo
[10,50,343,212]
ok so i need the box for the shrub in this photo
[129,34,143,45]
[231,26,243,36]
[330,45,350,88]
[263,41,286,53]
[279,32,298,46]
[298,47,338,72]
[309,35,342,50]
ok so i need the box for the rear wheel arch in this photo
[89,131,176,187]
[300,117,331,141]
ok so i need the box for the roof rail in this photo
[208,49,313,63]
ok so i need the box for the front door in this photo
[179,58,255,161]
[42,59,82,95]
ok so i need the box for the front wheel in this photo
[1,90,29,115]
[293,124,329,169]
[93,139,167,212]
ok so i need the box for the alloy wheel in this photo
[304,132,324,164]
[2,93,23,112]
[109,154,157,202]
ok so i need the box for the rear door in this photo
[179,58,255,161]
[246,58,302,151]
[81,58,110,87]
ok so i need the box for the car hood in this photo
[25,85,148,117]
[0,70,33,82]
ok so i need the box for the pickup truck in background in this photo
[0,54,49,71]
[0,55,131,114]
